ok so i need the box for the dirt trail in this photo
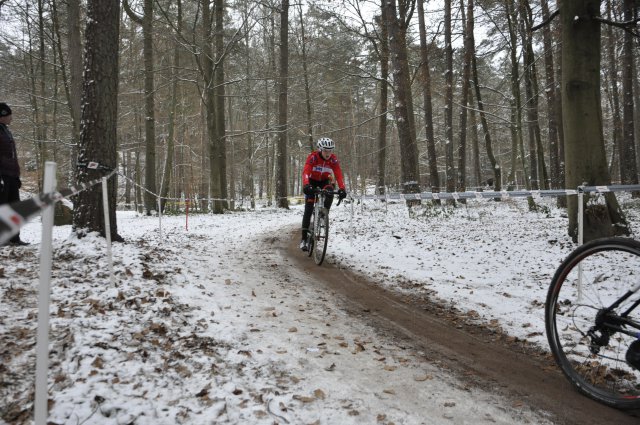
[283,234,640,425]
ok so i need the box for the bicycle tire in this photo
[313,210,329,265]
[545,237,640,409]
[306,211,314,257]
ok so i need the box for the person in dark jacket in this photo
[0,102,28,246]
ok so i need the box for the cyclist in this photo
[300,137,347,251]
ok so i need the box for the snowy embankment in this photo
[4,195,637,424]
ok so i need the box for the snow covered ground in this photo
[1,194,639,424]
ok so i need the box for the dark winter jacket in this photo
[0,123,20,177]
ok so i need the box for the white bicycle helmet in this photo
[317,137,335,150]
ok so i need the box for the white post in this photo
[35,161,57,425]
[578,187,584,246]
[157,196,163,241]
[577,186,584,301]
[102,177,115,286]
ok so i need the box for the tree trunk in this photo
[472,53,501,191]
[417,0,439,195]
[540,0,561,190]
[201,0,219,213]
[506,0,526,189]
[457,0,473,195]
[375,12,389,196]
[444,0,455,198]
[620,0,638,190]
[67,0,82,151]
[275,0,289,209]
[160,0,181,213]
[124,0,156,215]
[73,0,122,241]
[298,4,314,151]
[605,0,623,181]
[384,0,420,201]
[242,1,256,208]
[214,0,228,212]
[562,0,629,241]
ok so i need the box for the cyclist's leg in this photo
[322,181,335,210]
[301,198,314,240]
[301,179,321,240]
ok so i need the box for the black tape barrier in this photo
[77,161,114,172]
[0,170,117,246]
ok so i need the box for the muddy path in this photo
[282,233,639,425]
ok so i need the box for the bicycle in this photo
[305,186,342,266]
[545,237,640,409]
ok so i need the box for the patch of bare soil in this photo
[283,233,640,425]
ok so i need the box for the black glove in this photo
[303,184,313,196]
[338,188,347,200]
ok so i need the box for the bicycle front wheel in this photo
[545,237,640,409]
[313,210,329,265]
[306,212,314,257]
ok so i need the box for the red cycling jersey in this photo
[302,150,345,190]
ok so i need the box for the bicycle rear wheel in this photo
[545,237,640,409]
[312,210,329,265]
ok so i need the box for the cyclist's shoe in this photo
[9,239,29,246]
[299,240,309,251]
[626,340,640,370]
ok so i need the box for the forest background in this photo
[0,0,639,241]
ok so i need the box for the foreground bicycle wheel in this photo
[312,210,329,265]
[545,237,640,409]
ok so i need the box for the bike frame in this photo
[307,186,341,265]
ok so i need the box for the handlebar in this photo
[313,187,344,206]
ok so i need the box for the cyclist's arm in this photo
[331,158,346,190]
[302,152,315,186]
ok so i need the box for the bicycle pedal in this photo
[625,340,640,370]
